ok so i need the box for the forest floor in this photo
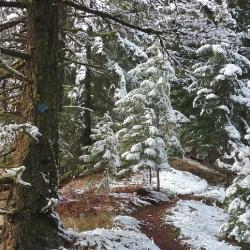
[133,201,187,250]
[58,158,250,250]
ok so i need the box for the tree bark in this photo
[156,168,160,191]
[78,23,93,148]
[149,167,152,187]
[2,1,62,249]
[81,39,92,146]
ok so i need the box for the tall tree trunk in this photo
[2,1,62,249]
[80,25,93,147]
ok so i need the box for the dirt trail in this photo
[132,158,229,250]
[133,201,188,250]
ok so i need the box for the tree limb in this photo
[0,47,30,60]
[0,61,24,81]
[0,148,16,159]
[0,55,28,81]
[0,86,20,96]
[0,18,25,32]
[0,1,27,8]
[63,1,177,35]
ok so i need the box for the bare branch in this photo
[0,1,27,8]
[0,148,16,159]
[0,47,30,60]
[64,105,93,112]
[0,18,25,32]
[63,1,177,35]
[0,61,24,81]
[0,86,20,96]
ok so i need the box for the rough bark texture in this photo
[80,25,93,147]
[81,46,92,147]
[2,1,62,249]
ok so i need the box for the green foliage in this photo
[79,113,120,176]
[221,175,250,243]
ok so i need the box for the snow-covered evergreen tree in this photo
[220,129,250,243]
[188,43,250,159]
[115,42,186,188]
[79,112,120,177]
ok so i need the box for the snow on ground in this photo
[152,169,208,195]
[74,228,160,250]
[113,215,140,232]
[64,215,160,250]
[194,186,226,202]
[183,157,219,173]
[165,200,240,250]
[111,167,226,201]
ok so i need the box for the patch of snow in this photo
[74,228,160,250]
[152,169,208,195]
[220,64,242,77]
[194,186,226,202]
[165,200,240,250]
[225,124,241,140]
[206,93,218,100]
[113,215,140,232]
[4,166,31,187]
[217,105,230,114]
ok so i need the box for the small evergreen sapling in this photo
[79,113,120,186]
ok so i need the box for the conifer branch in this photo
[63,1,177,35]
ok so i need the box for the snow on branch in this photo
[63,0,177,35]
[4,166,31,187]
[40,198,58,214]
[0,123,41,143]
[64,105,93,112]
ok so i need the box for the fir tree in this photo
[186,43,250,160]
[79,113,120,178]
[115,42,186,190]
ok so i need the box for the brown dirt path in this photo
[133,201,188,250]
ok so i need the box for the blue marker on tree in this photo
[39,102,48,113]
